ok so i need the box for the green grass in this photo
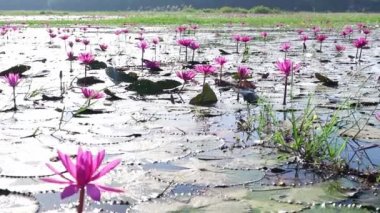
[0,11,379,28]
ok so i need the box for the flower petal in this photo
[92,150,105,173]
[97,184,124,193]
[61,185,79,199]
[86,184,101,201]
[58,150,77,178]
[41,177,71,185]
[45,163,73,182]
[91,159,120,181]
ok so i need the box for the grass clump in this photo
[250,5,281,14]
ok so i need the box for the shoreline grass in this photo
[0,11,379,27]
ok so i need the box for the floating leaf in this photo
[315,73,338,87]
[89,60,107,70]
[0,191,39,213]
[106,67,138,84]
[77,76,105,86]
[190,83,218,106]
[127,79,163,95]
[155,79,181,90]
[0,65,31,76]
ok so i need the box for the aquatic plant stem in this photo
[13,87,16,110]
[355,48,359,59]
[77,187,85,213]
[359,48,363,61]
[185,47,188,62]
[84,65,87,78]
[219,67,223,82]
[154,45,157,61]
[283,76,288,105]
[203,75,206,89]
[236,41,239,53]
[192,49,195,62]
[141,51,144,71]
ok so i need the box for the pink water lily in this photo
[312,26,320,36]
[137,40,149,70]
[363,28,371,36]
[68,41,74,48]
[261,32,268,41]
[189,41,200,61]
[335,44,346,54]
[316,34,328,52]
[353,37,368,49]
[99,43,108,52]
[353,37,368,61]
[78,52,95,65]
[177,38,194,61]
[232,34,241,53]
[214,56,227,67]
[60,34,69,40]
[144,60,161,70]
[3,72,21,88]
[195,64,216,76]
[176,70,196,82]
[176,25,187,37]
[237,65,251,80]
[195,64,216,87]
[300,34,308,52]
[276,59,300,105]
[67,51,77,61]
[81,87,104,100]
[78,52,95,77]
[41,148,122,213]
[152,37,160,45]
[240,35,252,49]
[3,72,21,110]
[82,39,90,50]
[214,56,228,83]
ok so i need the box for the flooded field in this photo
[0,21,379,212]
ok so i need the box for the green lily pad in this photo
[304,206,370,213]
[273,181,349,204]
[106,67,138,84]
[190,83,218,106]
[127,79,181,95]
[315,73,338,87]
[127,79,163,95]
[89,60,107,70]
[156,79,182,90]
[148,157,265,187]
[0,65,31,76]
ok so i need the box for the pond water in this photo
[0,23,379,212]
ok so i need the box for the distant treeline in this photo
[0,0,379,12]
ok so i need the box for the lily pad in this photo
[77,76,105,86]
[315,73,338,87]
[106,67,138,84]
[272,181,349,204]
[0,191,39,213]
[0,65,31,76]
[155,79,181,90]
[190,83,218,106]
[127,79,163,95]
[89,60,107,70]
[219,49,231,55]
[127,79,181,95]
[149,157,265,187]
